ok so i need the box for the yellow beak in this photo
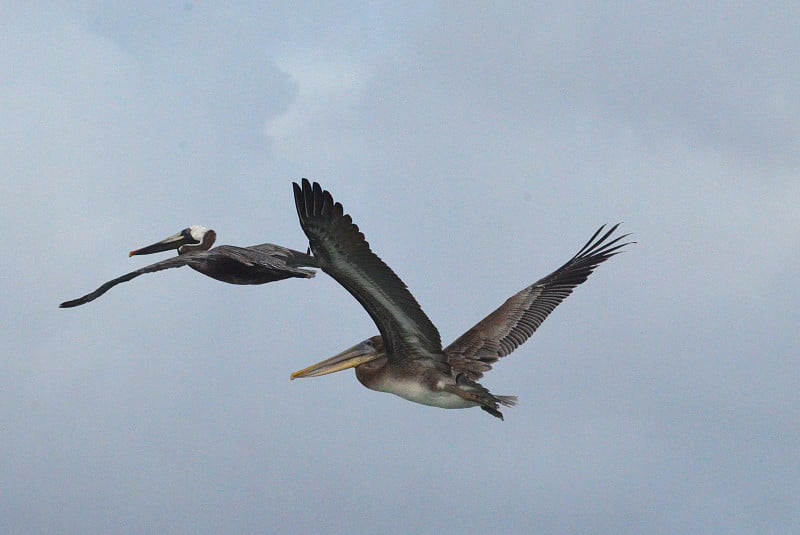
[290,341,380,379]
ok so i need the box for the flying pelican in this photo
[60,225,318,308]
[290,179,632,419]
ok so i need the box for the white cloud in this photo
[265,53,368,166]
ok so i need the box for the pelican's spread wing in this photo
[237,243,319,271]
[445,224,632,379]
[207,245,317,278]
[59,256,191,308]
[293,179,442,358]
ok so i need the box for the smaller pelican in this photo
[290,180,632,419]
[60,225,318,308]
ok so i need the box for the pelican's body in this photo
[359,354,486,410]
[290,180,631,419]
[60,225,318,308]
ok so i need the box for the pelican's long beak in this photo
[129,231,191,256]
[290,341,380,379]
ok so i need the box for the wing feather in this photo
[59,256,191,308]
[213,244,318,272]
[293,179,441,359]
[445,224,632,379]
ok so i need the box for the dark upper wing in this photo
[59,256,191,308]
[209,244,318,277]
[293,179,442,359]
[445,224,632,379]
[238,243,320,270]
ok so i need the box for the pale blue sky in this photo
[2,2,798,533]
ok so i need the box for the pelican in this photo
[290,180,632,419]
[60,225,318,308]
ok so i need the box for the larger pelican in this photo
[290,180,631,419]
[60,225,318,308]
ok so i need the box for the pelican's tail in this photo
[287,249,322,271]
[479,394,518,420]
[495,395,518,407]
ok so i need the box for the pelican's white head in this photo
[187,225,210,243]
[129,225,217,257]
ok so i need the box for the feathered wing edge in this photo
[220,244,318,277]
[292,179,442,357]
[445,224,632,380]
[59,256,191,308]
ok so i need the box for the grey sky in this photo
[2,2,798,534]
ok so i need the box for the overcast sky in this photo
[2,2,798,534]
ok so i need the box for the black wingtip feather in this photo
[292,178,443,353]
[444,223,633,379]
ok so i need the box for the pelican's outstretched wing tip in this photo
[292,178,443,356]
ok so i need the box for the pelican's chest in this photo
[366,365,476,409]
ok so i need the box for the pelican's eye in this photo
[182,228,200,244]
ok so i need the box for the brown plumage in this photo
[445,223,628,381]
[60,225,318,308]
[290,179,633,420]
